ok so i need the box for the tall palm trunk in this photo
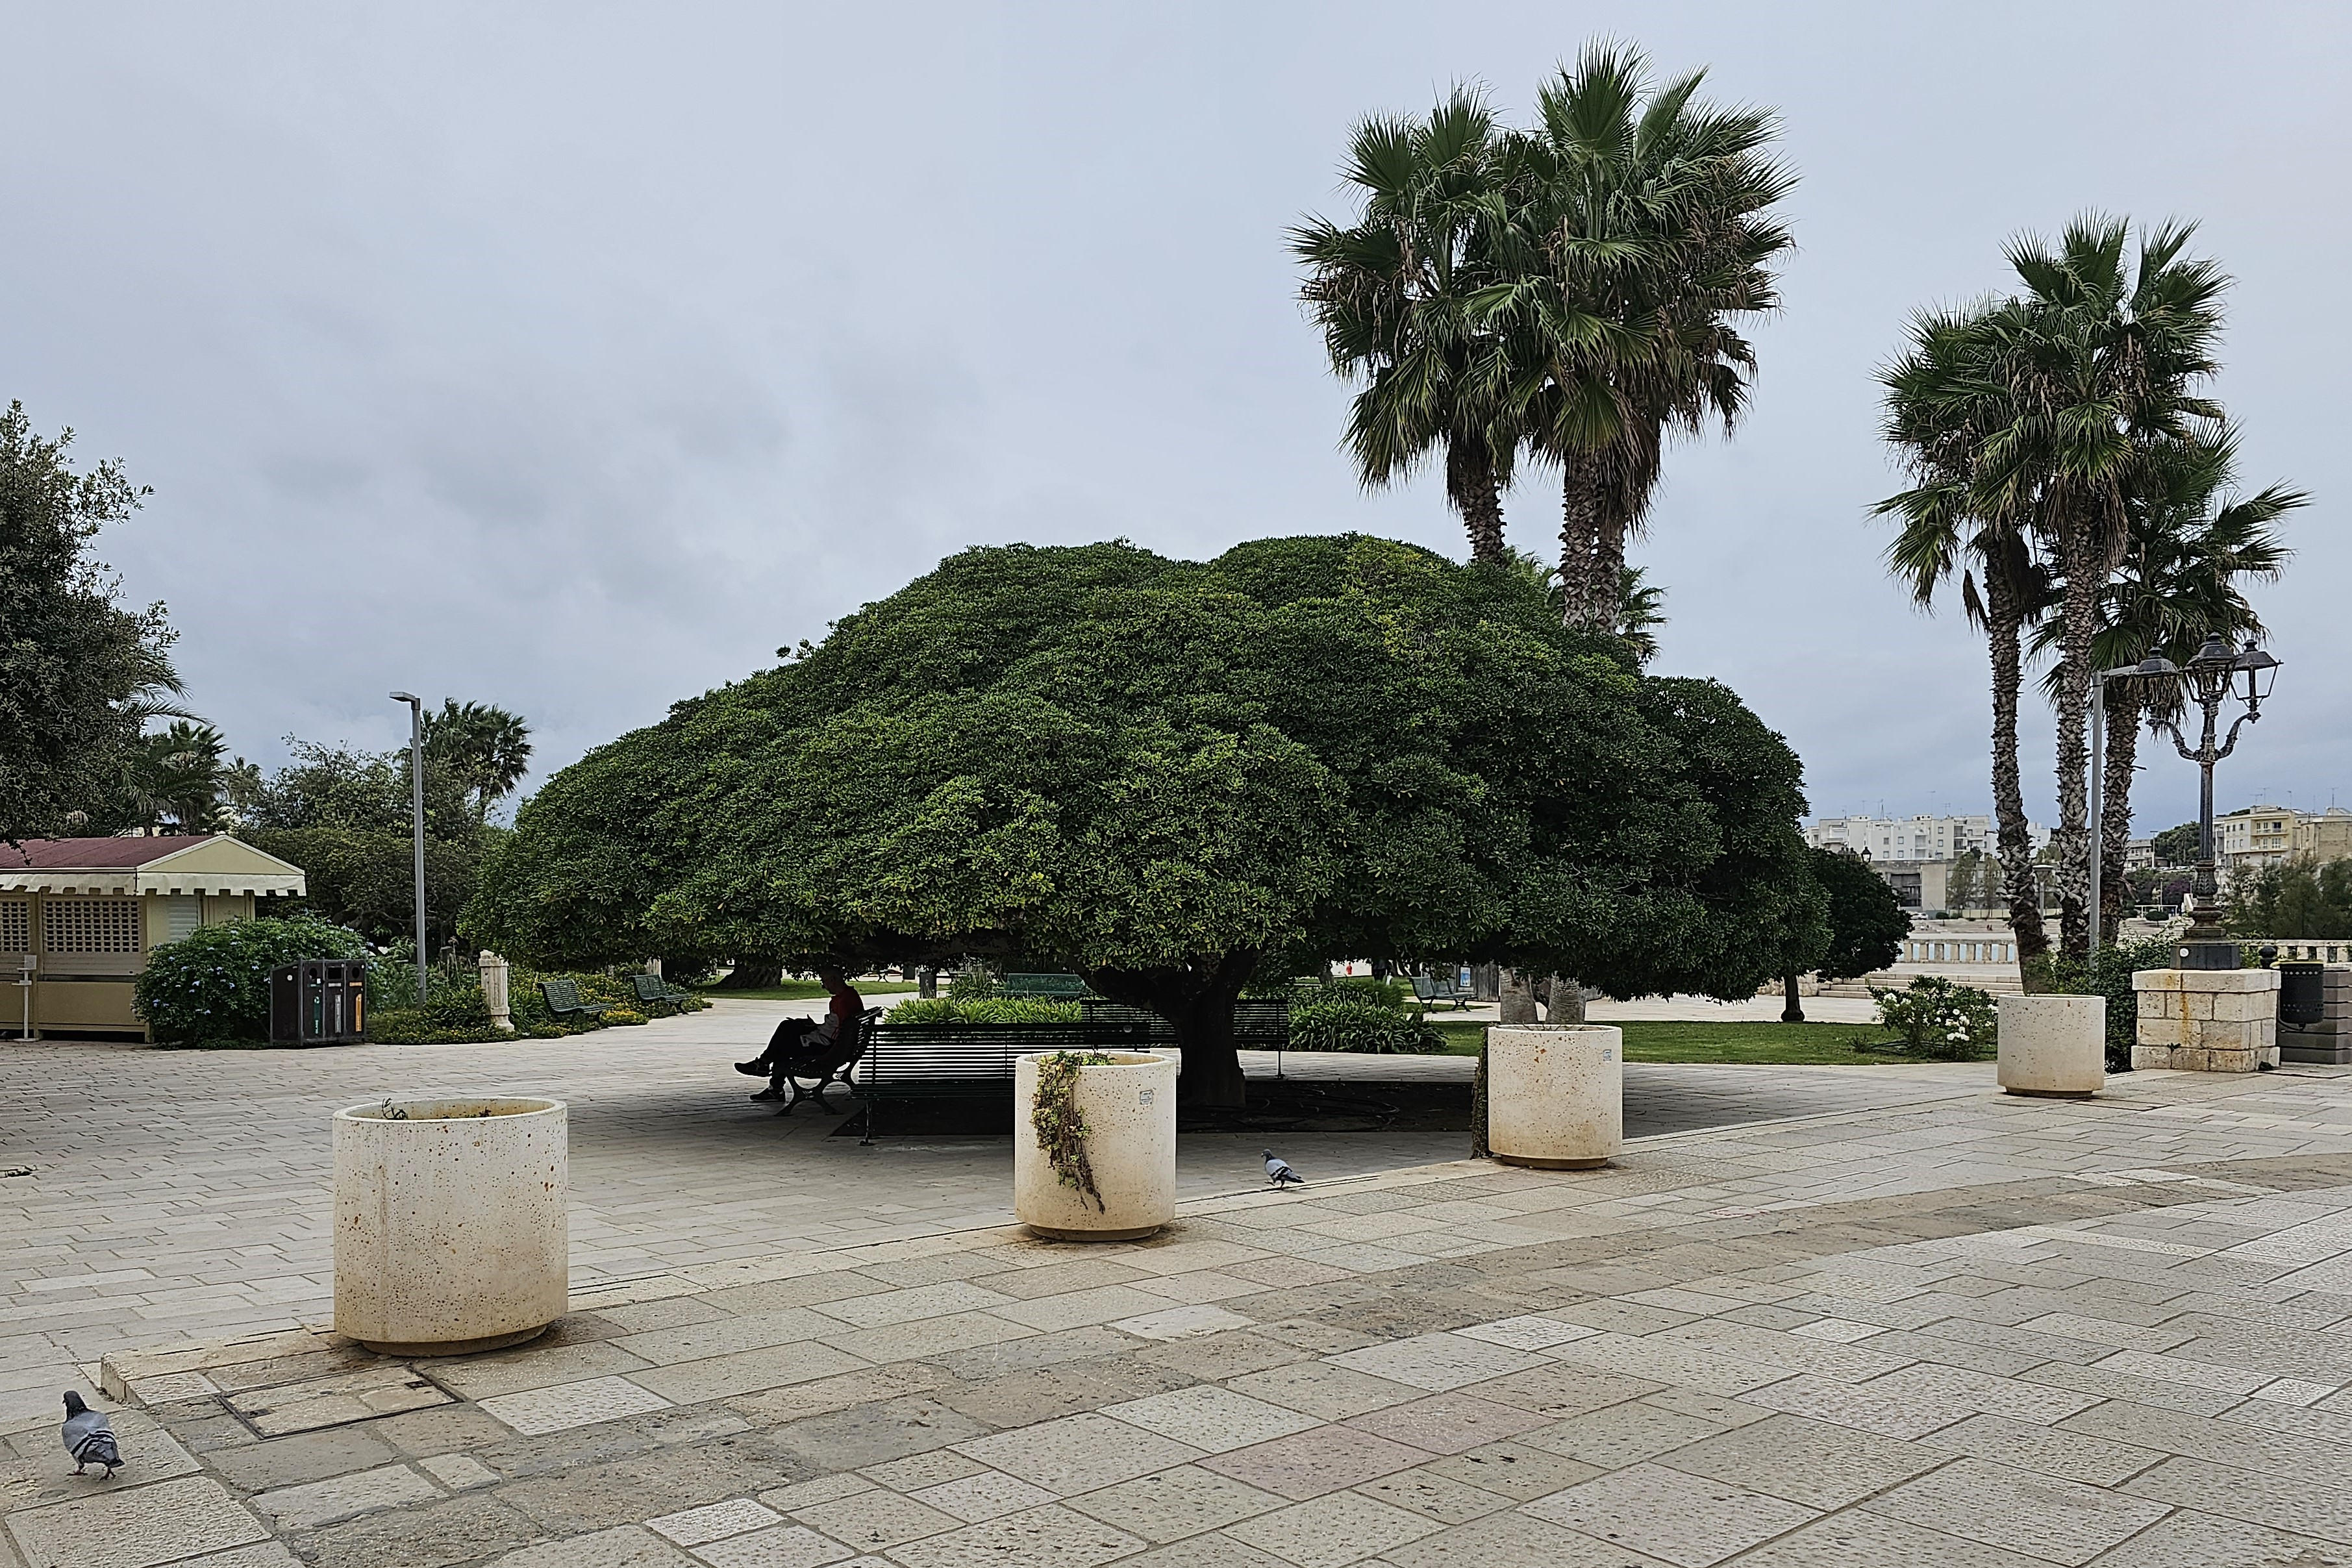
[2099,686,2142,945]
[1557,456,1604,631]
[1446,443,1508,566]
[1984,566,2050,970]
[2051,507,2105,959]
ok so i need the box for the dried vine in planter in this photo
[1031,1051,1113,1212]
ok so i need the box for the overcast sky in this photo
[6,1,2344,834]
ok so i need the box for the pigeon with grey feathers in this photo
[1262,1151,1304,1187]
[62,1391,119,1478]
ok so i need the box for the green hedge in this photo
[884,997,1083,1025]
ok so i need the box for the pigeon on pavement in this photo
[62,1391,119,1478]
[1263,1151,1305,1187]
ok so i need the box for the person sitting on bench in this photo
[736,967,863,1100]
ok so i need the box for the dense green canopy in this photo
[469,536,1821,1103]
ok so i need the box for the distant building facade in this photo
[2216,804,2352,872]
[1805,814,1994,863]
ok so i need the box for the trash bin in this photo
[269,960,367,1045]
[2281,962,2326,1028]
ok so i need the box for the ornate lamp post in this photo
[2151,637,2281,970]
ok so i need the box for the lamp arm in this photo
[2152,719,2196,763]
[2212,708,2259,764]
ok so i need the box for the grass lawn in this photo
[1430,1018,1923,1066]
[694,979,921,1002]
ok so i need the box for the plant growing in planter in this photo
[1030,1051,1112,1211]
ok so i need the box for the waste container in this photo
[2281,961,2326,1028]
[270,960,367,1045]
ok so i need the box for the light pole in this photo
[389,691,427,1001]
[2149,638,2281,970]
[2088,655,2179,958]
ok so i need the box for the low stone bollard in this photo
[1996,994,2104,1098]
[1486,1025,1623,1170]
[2132,968,2281,1073]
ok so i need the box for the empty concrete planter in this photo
[1015,1052,1175,1241]
[1488,1025,1623,1169]
[1997,994,2105,1099]
[333,1097,568,1355]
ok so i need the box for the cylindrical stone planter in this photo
[1014,1052,1175,1241]
[1488,1025,1623,1170]
[333,1097,568,1356]
[1996,995,2105,1099]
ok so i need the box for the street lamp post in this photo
[2150,638,2281,971]
[389,691,427,1001]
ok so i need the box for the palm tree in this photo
[421,700,533,822]
[2027,428,2299,939]
[1967,219,2229,956]
[1878,303,2055,965]
[1505,552,1667,664]
[1494,43,1794,630]
[123,721,231,833]
[1294,90,1523,564]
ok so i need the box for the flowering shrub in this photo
[134,915,370,1043]
[1871,975,1999,1060]
[603,1008,648,1026]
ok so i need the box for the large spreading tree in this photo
[470,537,1822,1106]
[0,403,181,843]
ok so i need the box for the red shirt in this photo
[829,984,862,1027]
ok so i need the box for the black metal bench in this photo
[856,1020,1168,1143]
[1077,999,1290,1047]
[540,977,608,1023]
[1409,973,1474,1011]
[631,973,692,1010]
[769,1006,883,1114]
[1001,973,1092,1000]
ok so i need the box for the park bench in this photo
[768,1005,883,1114]
[631,972,693,1010]
[540,977,609,1023]
[1001,972,1092,1000]
[856,1018,1167,1143]
[1410,973,1474,1011]
[1078,998,1291,1047]
[854,1000,1295,1142]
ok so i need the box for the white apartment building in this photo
[1805,814,1995,863]
[2216,804,2352,871]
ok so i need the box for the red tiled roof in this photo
[0,836,216,870]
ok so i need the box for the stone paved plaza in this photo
[18,1026,2352,1563]
[0,1001,1964,1424]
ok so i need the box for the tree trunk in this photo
[714,958,784,989]
[1557,456,1604,632]
[2100,687,2142,946]
[1984,568,2051,975]
[1447,443,1508,566]
[1544,976,1584,1023]
[1781,972,1805,1024]
[1086,952,1257,1110]
[2050,512,2102,960]
[1593,510,1629,638]
[1497,967,1539,1025]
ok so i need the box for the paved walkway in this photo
[21,1065,2352,1565]
[0,1004,1970,1434]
